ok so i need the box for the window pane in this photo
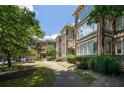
[93,42,97,54]
[105,19,112,31]
[105,41,111,53]
[77,22,97,39]
[78,5,94,23]
[84,43,87,54]
[117,41,122,54]
[87,41,93,54]
[116,16,124,31]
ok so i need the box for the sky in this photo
[32,5,77,39]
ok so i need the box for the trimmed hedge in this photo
[76,56,92,69]
[66,55,76,63]
[89,56,120,75]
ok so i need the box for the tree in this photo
[106,6,124,55]
[88,5,124,56]
[0,6,43,67]
[46,48,56,59]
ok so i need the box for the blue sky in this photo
[33,5,77,39]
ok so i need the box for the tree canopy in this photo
[88,5,124,24]
[87,5,124,56]
[0,5,44,67]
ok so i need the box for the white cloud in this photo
[44,33,58,40]
[20,5,34,12]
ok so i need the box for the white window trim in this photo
[76,38,97,56]
[115,39,124,55]
[77,22,97,40]
[104,37,112,55]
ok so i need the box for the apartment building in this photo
[36,38,56,59]
[56,34,62,57]
[73,5,124,58]
[56,24,75,57]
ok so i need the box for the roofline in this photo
[55,24,73,40]
[60,24,73,33]
[55,35,61,40]
[73,5,85,16]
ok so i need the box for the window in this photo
[93,23,97,31]
[105,41,111,54]
[93,42,97,54]
[77,39,97,55]
[104,38,112,54]
[117,41,121,53]
[77,22,97,39]
[77,45,79,55]
[80,44,83,55]
[78,5,94,23]
[87,41,92,54]
[116,16,124,31]
[117,41,122,54]
[116,40,124,55]
[105,18,113,31]
[84,43,87,54]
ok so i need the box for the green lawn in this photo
[74,69,96,86]
[0,62,55,87]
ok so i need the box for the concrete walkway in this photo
[43,61,85,87]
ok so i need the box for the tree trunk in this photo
[112,18,116,56]
[98,16,105,56]
[7,50,11,67]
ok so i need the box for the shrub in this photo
[89,56,120,75]
[76,56,92,69]
[61,57,66,62]
[47,56,52,61]
[77,61,88,69]
[56,57,62,62]
[66,55,76,63]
